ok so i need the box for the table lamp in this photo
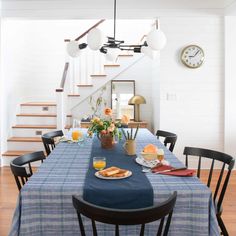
[128,95,146,122]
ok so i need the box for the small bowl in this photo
[141,152,157,161]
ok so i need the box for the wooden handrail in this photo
[74,19,105,41]
[64,19,105,43]
[56,62,69,92]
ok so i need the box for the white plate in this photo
[135,156,159,168]
[95,171,132,180]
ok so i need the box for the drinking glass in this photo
[93,157,106,170]
[157,149,164,163]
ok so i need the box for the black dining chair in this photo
[10,151,46,191]
[41,130,64,155]
[183,147,235,236]
[156,130,177,152]
[72,191,177,236]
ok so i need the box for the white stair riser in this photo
[7,142,44,151]
[21,106,56,114]
[17,116,56,125]
[12,128,57,137]
[1,157,42,167]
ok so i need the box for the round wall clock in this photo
[181,45,204,68]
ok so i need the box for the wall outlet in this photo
[42,106,49,111]
[36,131,42,135]
[166,93,177,101]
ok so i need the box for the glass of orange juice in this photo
[72,130,79,141]
[157,149,164,163]
[93,157,106,170]
[72,130,83,141]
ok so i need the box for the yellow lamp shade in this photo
[128,95,146,105]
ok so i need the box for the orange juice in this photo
[157,149,164,162]
[72,130,79,141]
[93,157,106,170]
[72,130,83,141]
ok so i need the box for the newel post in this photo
[56,89,65,130]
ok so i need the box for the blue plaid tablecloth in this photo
[9,129,220,236]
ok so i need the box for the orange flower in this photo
[121,115,130,124]
[104,108,112,116]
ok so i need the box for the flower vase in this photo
[99,133,115,149]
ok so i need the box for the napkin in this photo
[151,164,195,177]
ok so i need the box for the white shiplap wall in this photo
[159,16,224,163]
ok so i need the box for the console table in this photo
[80,121,148,129]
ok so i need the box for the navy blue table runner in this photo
[83,137,154,209]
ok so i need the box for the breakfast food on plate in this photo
[99,166,129,177]
[112,169,130,177]
[143,144,158,153]
[141,144,158,161]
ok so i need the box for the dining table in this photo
[9,128,220,236]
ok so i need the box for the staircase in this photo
[1,102,72,166]
[1,20,146,166]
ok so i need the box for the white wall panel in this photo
[159,16,224,162]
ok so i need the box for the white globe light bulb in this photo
[87,28,106,51]
[105,48,120,62]
[146,29,167,51]
[141,46,158,60]
[66,41,80,58]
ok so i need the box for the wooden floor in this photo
[0,167,236,235]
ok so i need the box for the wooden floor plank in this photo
[0,168,235,236]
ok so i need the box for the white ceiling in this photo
[2,0,236,18]
[1,0,236,9]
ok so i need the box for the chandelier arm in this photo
[120,44,144,48]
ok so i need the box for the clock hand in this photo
[189,50,200,58]
[193,50,200,57]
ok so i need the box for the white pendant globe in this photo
[66,41,80,58]
[87,28,106,51]
[146,29,167,51]
[105,48,120,62]
[141,46,158,60]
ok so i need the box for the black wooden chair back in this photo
[41,130,64,155]
[156,130,177,152]
[10,151,45,191]
[72,191,177,236]
[183,147,235,236]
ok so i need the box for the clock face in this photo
[181,45,204,68]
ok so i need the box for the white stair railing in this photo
[56,20,106,130]
[56,62,70,131]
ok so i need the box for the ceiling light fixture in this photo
[67,0,167,61]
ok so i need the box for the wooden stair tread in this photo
[21,102,56,106]
[7,137,42,142]
[68,94,80,97]
[17,113,57,117]
[77,84,93,87]
[2,150,35,156]
[104,64,120,67]
[16,113,72,117]
[12,125,56,129]
[90,74,107,77]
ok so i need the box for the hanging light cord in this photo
[113,0,117,41]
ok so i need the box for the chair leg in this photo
[217,215,229,236]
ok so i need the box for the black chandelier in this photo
[66,0,166,61]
